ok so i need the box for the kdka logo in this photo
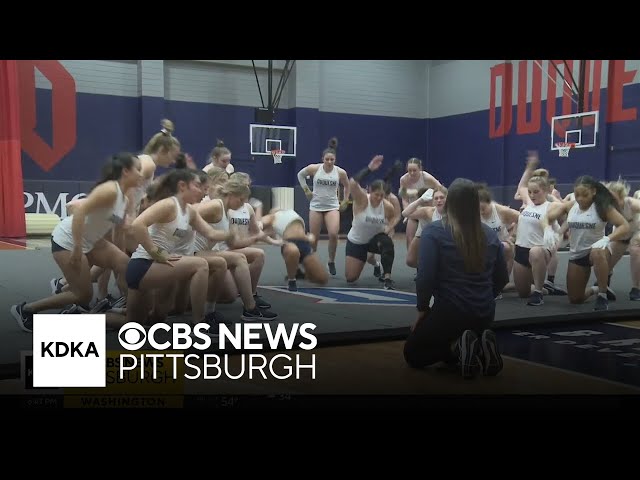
[33,314,106,387]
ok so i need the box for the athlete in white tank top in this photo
[256,208,327,291]
[297,140,351,276]
[543,180,631,311]
[345,155,396,289]
[513,176,562,306]
[12,154,144,332]
[398,160,445,251]
[53,181,127,253]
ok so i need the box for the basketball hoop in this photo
[555,142,575,157]
[271,149,285,164]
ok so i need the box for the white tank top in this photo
[482,202,510,242]
[515,201,551,249]
[273,210,305,237]
[215,202,251,251]
[52,181,127,253]
[310,165,340,211]
[567,202,606,260]
[131,196,191,260]
[348,197,387,244]
[173,229,195,255]
[193,199,224,252]
[614,197,639,240]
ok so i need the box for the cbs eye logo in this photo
[118,323,147,351]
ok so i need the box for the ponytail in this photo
[575,175,620,221]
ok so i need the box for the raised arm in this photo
[514,151,539,205]
[350,155,384,212]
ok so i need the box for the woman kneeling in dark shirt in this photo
[403,178,509,379]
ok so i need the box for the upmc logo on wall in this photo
[19,60,78,217]
[489,60,638,138]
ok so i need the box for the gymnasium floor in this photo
[2,236,640,406]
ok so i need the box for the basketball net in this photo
[271,149,285,164]
[555,142,575,157]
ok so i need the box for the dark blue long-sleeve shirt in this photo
[416,220,509,318]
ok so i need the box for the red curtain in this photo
[0,60,25,238]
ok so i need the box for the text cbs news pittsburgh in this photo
[23,314,318,408]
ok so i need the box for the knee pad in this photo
[376,233,394,254]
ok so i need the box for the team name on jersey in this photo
[365,216,385,224]
[173,228,190,238]
[231,217,250,226]
[521,210,541,220]
[317,179,337,187]
[568,221,597,229]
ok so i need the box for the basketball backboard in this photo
[250,124,297,157]
[550,110,599,152]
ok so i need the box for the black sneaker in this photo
[50,277,65,295]
[373,264,381,278]
[630,288,640,301]
[11,303,33,333]
[253,294,271,309]
[242,307,278,321]
[383,278,395,290]
[480,329,503,376]
[527,291,544,306]
[328,262,336,276]
[288,279,297,292]
[594,295,609,311]
[456,330,481,379]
